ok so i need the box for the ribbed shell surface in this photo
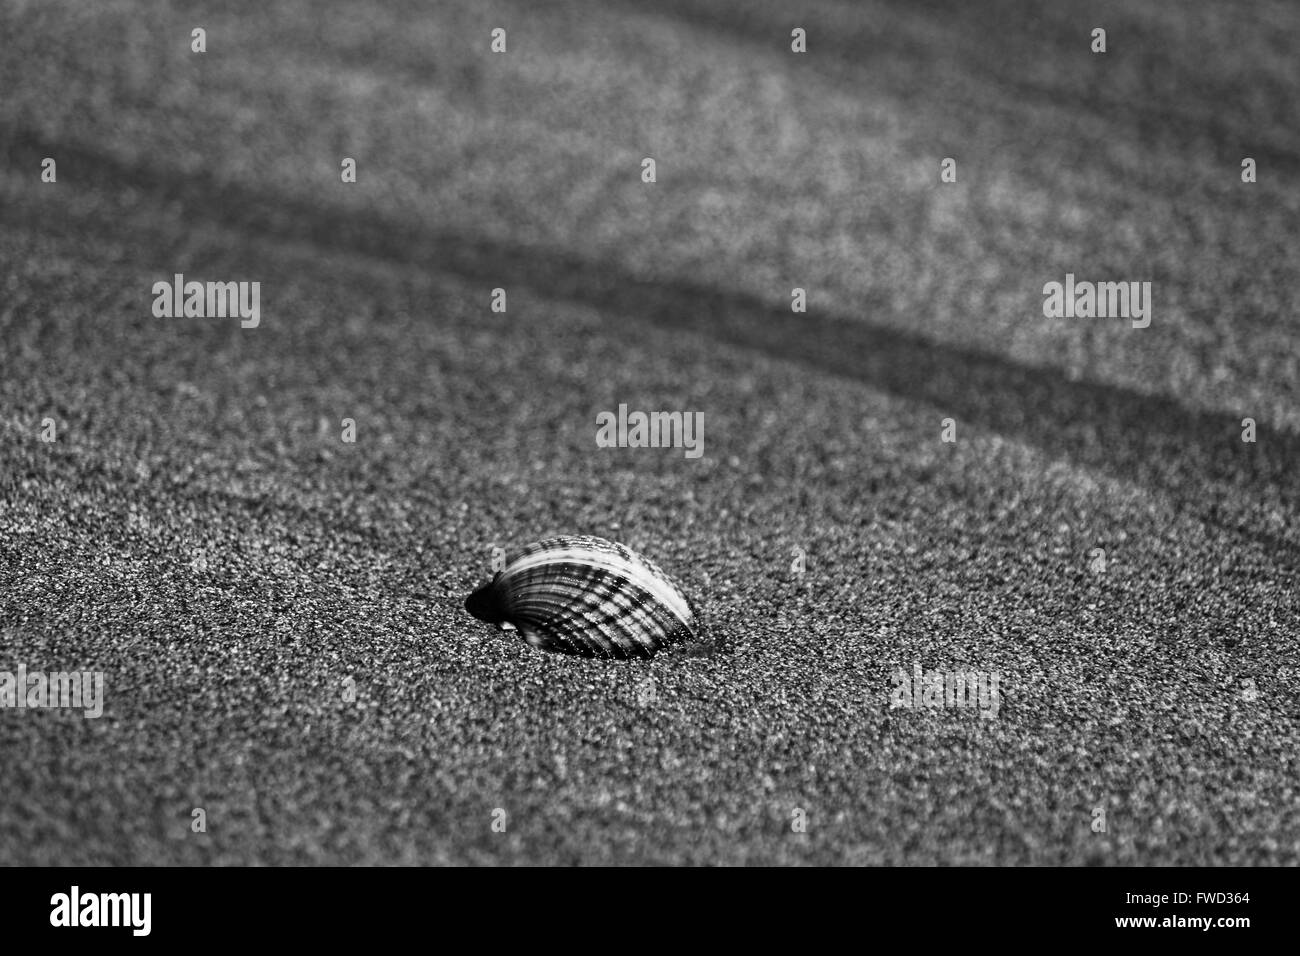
[492,536,697,659]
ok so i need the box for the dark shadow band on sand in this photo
[4,128,1296,567]
[602,0,1300,177]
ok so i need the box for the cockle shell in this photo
[464,535,699,659]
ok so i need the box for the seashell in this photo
[465,535,699,659]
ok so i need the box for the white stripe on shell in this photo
[503,546,692,628]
